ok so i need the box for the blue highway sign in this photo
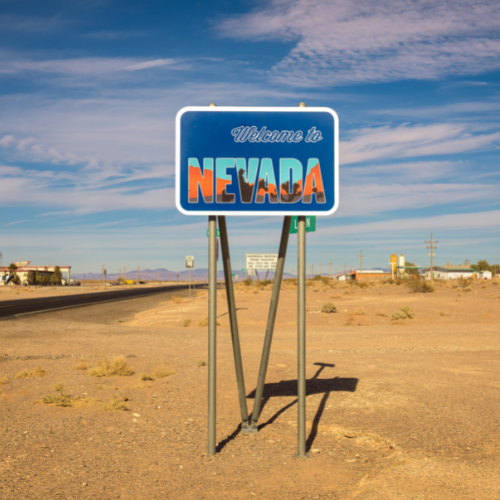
[175,107,339,216]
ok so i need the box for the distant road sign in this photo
[186,256,194,268]
[246,253,278,270]
[176,107,339,216]
[289,216,316,234]
[206,229,220,237]
[241,269,246,272]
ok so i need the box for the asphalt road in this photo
[0,284,207,319]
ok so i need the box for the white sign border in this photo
[175,106,339,217]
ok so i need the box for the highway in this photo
[0,284,206,319]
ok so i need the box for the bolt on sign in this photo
[246,253,278,270]
[175,107,339,215]
[185,256,194,268]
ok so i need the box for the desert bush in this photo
[88,356,134,377]
[15,365,46,379]
[354,308,366,315]
[183,319,191,327]
[103,395,128,411]
[391,310,407,320]
[153,365,173,378]
[463,286,472,292]
[0,375,8,385]
[39,383,85,407]
[457,277,474,289]
[400,306,415,318]
[439,311,451,316]
[198,360,208,367]
[171,295,183,303]
[321,302,337,313]
[376,310,388,317]
[74,360,88,370]
[406,279,434,293]
[242,277,253,286]
[392,306,415,320]
[140,374,154,381]
[356,281,370,288]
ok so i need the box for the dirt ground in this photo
[1,278,499,499]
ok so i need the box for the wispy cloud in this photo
[124,59,178,71]
[340,123,500,164]
[3,219,27,227]
[216,0,500,86]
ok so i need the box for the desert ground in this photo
[1,277,499,499]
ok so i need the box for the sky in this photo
[0,0,499,275]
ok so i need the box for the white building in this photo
[0,261,71,285]
[422,263,474,280]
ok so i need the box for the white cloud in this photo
[216,0,500,86]
[124,59,177,71]
[3,219,27,227]
[340,123,500,165]
[16,137,34,151]
[0,134,15,147]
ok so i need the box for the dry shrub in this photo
[439,311,451,316]
[406,279,434,293]
[331,294,343,299]
[88,356,134,377]
[103,395,128,411]
[197,317,220,327]
[321,302,337,313]
[140,374,154,381]
[153,365,173,378]
[198,360,208,367]
[344,314,368,326]
[74,360,88,370]
[354,308,366,316]
[171,295,183,303]
[15,365,46,379]
[463,286,472,292]
[457,277,474,290]
[38,383,91,407]
[183,319,191,327]
[356,281,369,288]
[0,375,8,385]
[392,306,415,320]
[376,310,388,317]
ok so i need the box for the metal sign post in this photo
[175,101,339,456]
[186,255,194,297]
[208,217,217,455]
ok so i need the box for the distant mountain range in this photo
[71,267,391,281]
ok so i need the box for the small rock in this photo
[133,413,140,417]
[82,482,87,486]
[311,448,321,454]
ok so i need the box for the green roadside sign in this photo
[206,229,220,237]
[289,216,316,234]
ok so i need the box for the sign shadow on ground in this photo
[216,363,358,453]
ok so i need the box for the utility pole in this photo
[102,264,106,289]
[124,267,127,283]
[425,233,438,280]
[119,268,122,281]
[357,250,365,275]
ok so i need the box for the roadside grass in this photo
[88,356,134,377]
[198,360,208,367]
[354,308,366,315]
[376,310,388,317]
[392,306,415,320]
[15,365,46,379]
[406,279,434,293]
[183,319,191,327]
[140,374,154,381]
[0,375,8,385]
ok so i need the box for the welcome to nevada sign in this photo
[175,106,339,216]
